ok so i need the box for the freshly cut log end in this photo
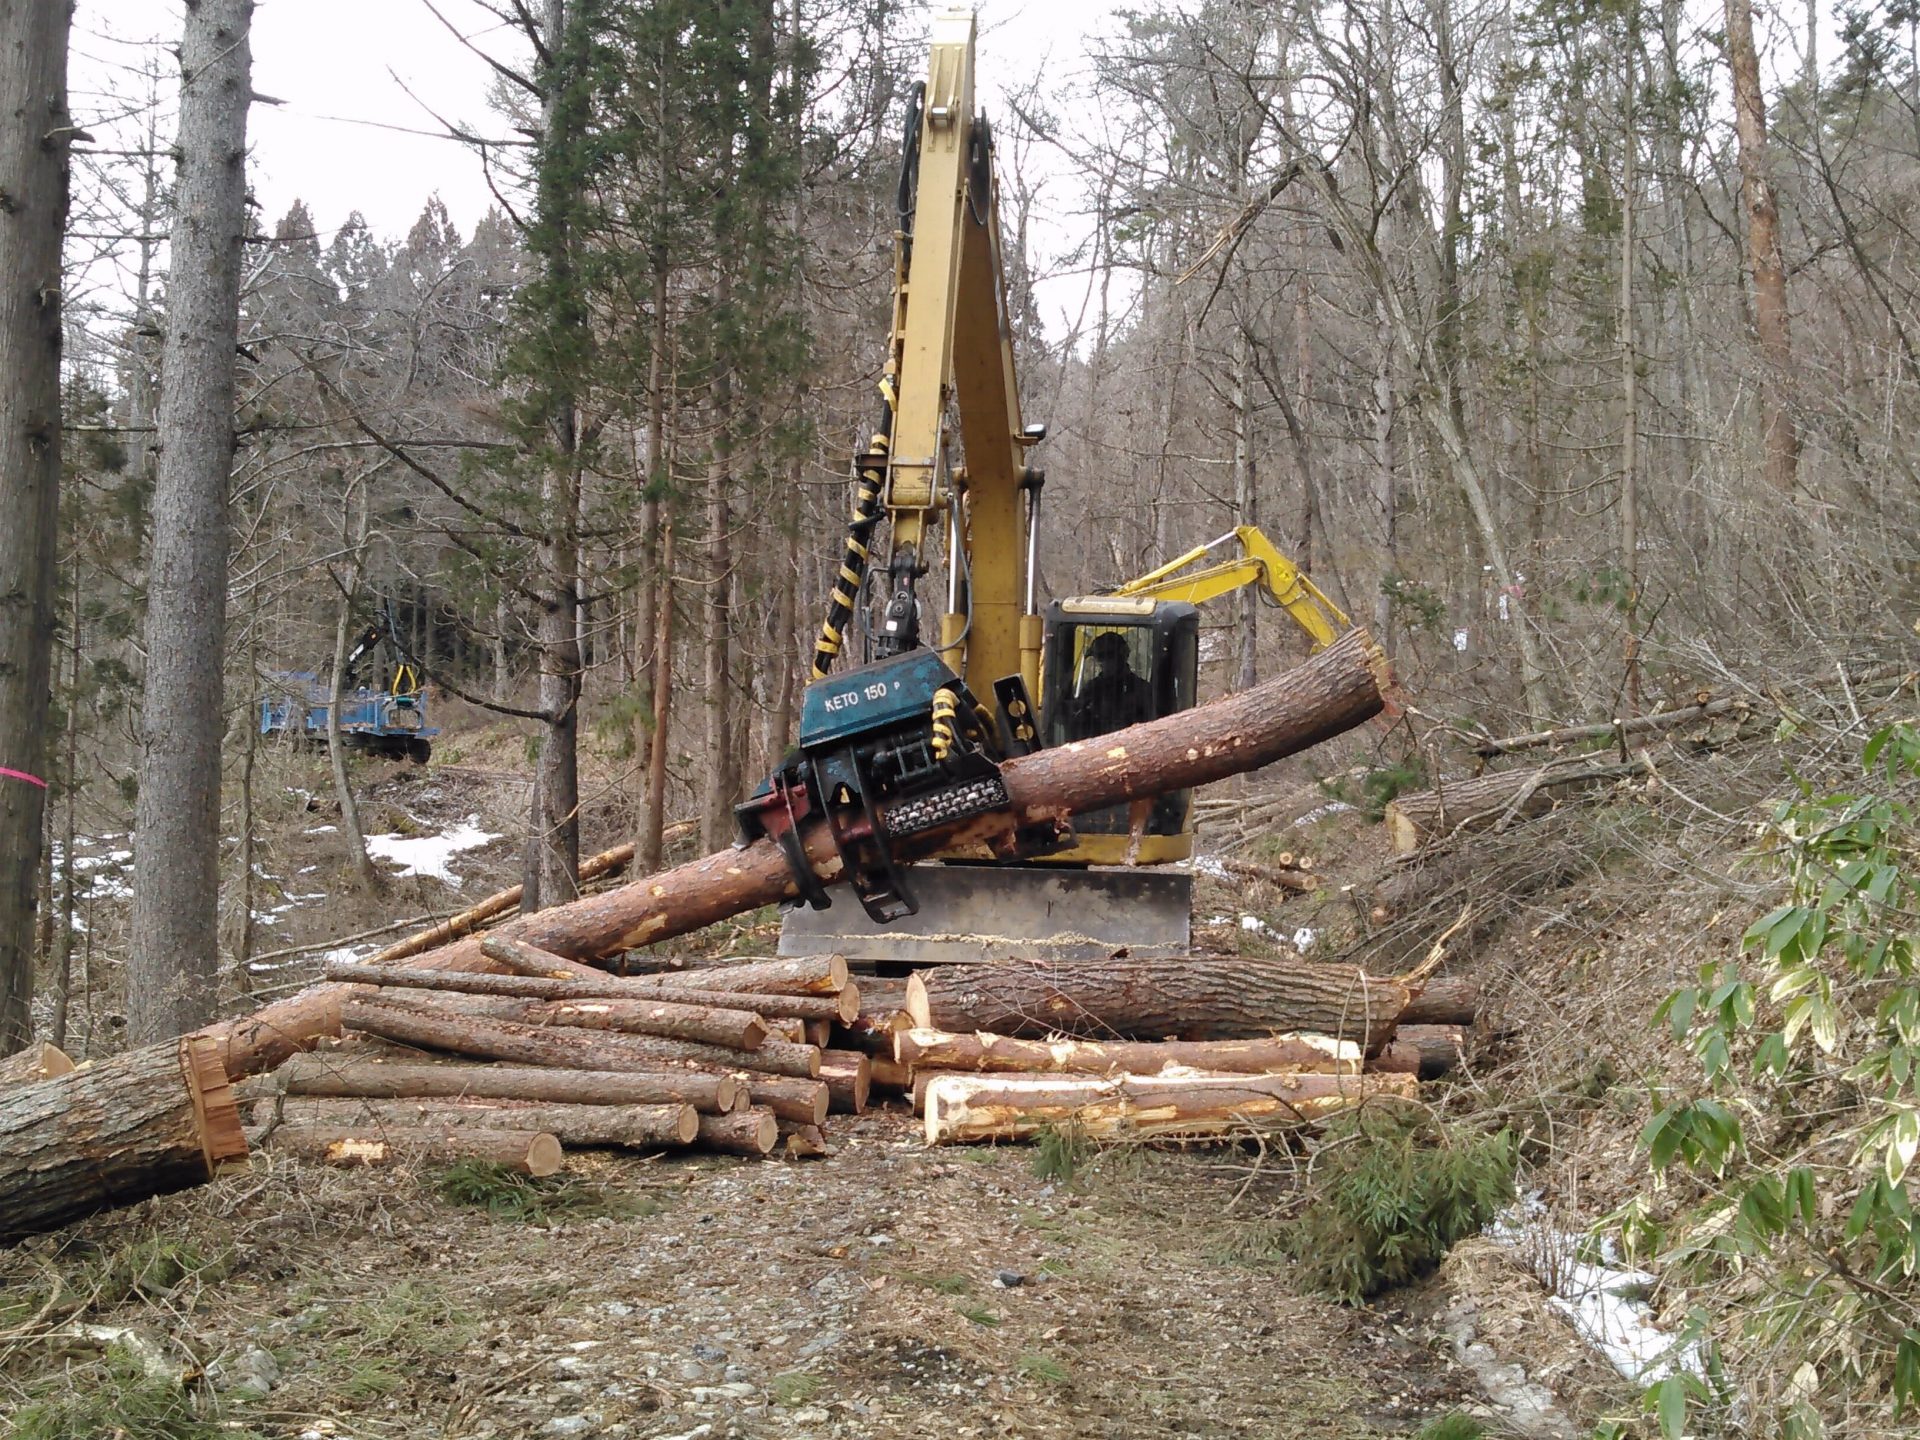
[181,1036,251,1175]
[922,1071,1420,1145]
[265,1055,738,1114]
[0,1038,249,1241]
[697,1108,778,1156]
[0,1041,77,1088]
[893,1028,1361,1078]
[262,1123,563,1176]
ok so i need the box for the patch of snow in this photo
[1239,914,1280,939]
[1291,800,1354,828]
[364,815,500,887]
[1192,854,1230,881]
[1487,1201,1707,1385]
[305,825,338,835]
[1291,926,1316,950]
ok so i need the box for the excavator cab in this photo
[1041,599,1199,840]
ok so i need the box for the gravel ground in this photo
[1,1110,1469,1439]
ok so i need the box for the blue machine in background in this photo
[259,616,437,763]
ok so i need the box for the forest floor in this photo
[12,699,1831,1439]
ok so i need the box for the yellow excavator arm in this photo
[1106,525,1349,650]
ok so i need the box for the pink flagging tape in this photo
[0,767,47,789]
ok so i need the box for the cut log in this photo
[697,1108,778,1156]
[737,1076,828,1125]
[893,1029,1361,1077]
[197,630,1390,1078]
[339,986,771,1053]
[870,1057,913,1091]
[1394,1024,1473,1077]
[802,1020,833,1049]
[652,955,848,996]
[819,1050,871,1114]
[905,957,1408,1052]
[257,1097,698,1148]
[1383,758,1650,853]
[263,1054,739,1112]
[670,988,859,1025]
[1400,979,1479,1026]
[923,1071,1420,1145]
[0,1037,249,1241]
[1470,698,1751,758]
[481,934,609,981]
[341,999,821,1079]
[778,1122,828,1159]
[262,1123,562,1175]
[0,1041,76,1088]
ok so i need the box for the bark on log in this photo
[342,999,821,1079]
[334,983,770,1053]
[1470,698,1750,758]
[0,1041,75,1088]
[1395,1024,1472,1077]
[870,1057,913,1090]
[697,1108,778,1156]
[1401,979,1479,1026]
[258,1097,698,1148]
[261,1123,562,1175]
[198,630,1390,1077]
[923,1072,1419,1145]
[673,989,859,1024]
[481,934,609,981]
[738,1076,828,1125]
[0,1037,248,1240]
[1383,758,1650,853]
[778,1122,827,1159]
[905,957,1408,1052]
[652,955,849,996]
[819,1050,871,1114]
[263,1054,739,1112]
[893,1029,1360,1077]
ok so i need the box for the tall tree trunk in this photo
[1619,34,1642,711]
[50,581,80,1052]
[130,0,253,1043]
[1371,297,1397,648]
[641,517,675,872]
[1231,325,1258,691]
[701,308,737,853]
[1724,0,1800,495]
[325,485,382,890]
[0,0,71,1054]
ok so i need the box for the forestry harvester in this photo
[739,10,1351,966]
[259,611,438,763]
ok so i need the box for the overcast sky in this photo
[70,0,1123,319]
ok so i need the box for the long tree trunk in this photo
[1724,0,1799,495]
[326,483,382,889]
[0,0,72,1054]
[702,303,737,853]
[130,0,253,1043]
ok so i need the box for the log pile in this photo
[244,944,876,1168]
[850,956,1484,1145]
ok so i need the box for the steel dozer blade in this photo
[776,862,1192,965]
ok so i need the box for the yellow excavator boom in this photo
[1106,525,1349,650]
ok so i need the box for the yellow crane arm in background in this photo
[1105,525,1350,650]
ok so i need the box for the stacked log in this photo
[880,956,1484,1146]
[249,940,885,1168]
